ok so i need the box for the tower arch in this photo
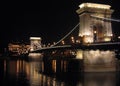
[76,3,114,43]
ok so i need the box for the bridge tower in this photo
[30,37,42,51]
[76,3,113,43]
[76,3,116,72]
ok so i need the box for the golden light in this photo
[104,36,111,42]
[28,53,42,57]
[30,47,34,51]
[30,37,41,40]
[79,3,111,9]
[79,34,83,37]
[109,34,113,37]
[84,32,91,36]
[76,50,83,59]
[71,36,74,40]
[52,60,56,73]
[118,36,120,39]
[76,40,80,43]
[53,42,56,45]
[62,40,65,45]
[83,35,93,43]
[94,31,97,34]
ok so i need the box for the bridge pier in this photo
[76,49,117,72]
[75,2,117,72]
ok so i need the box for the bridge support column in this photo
[83,50,117,72]
[76,3,114,43]
[76,3,117,72]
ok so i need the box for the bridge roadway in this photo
[29,41,120,53]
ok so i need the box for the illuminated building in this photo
[76,3,113,43]
[8,43,30,56]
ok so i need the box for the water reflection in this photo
[84,72,116,86]
[0,57,119,86]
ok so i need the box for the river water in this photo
[0,56,120,86]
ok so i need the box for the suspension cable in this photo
[91,15,120,22]
[51,22,80,47]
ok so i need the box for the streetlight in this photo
[61,40,65,45]
[71,36,75,43]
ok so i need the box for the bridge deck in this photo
[30,42,120,53]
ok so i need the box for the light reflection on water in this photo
[84,72,116,86]
[0,57,120,86]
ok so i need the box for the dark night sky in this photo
[1,0,120,48]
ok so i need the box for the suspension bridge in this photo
[29,15,120,53]
[27,3,120,72]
